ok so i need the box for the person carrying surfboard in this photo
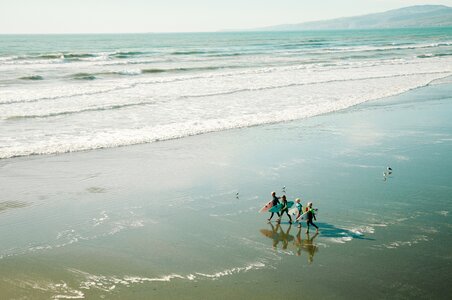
[306,202,319,233]
[294,198,303,228]
[278,195,293,224]
[268,191,281,221]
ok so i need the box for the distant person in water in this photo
[306,202,319,233]
[294,198,303,228]
[278,195,293,224]
[268,191,281,221]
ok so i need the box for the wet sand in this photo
[1,80,451,299]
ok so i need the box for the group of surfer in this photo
[268,191,318,233]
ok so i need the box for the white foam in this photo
[21,280,85,299]
[348,225,375,235]
[318,41,452,54]
[376,235,430,249]
[116,69,142,76]
[1,54,451,159]
[329,236,354,244]
[92,211,109,226]
[437,211,449,216]
[70,262,265,293]
[0,209,148,260]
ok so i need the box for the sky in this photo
[0,0,451,34]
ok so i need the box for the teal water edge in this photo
[0,78,451,298]
[1,28,451,159]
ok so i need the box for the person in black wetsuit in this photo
[278,195,293,224]
[268,191,281,221]
[306,202,319,233]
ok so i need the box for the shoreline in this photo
[1,80,451,299]
[2,73,451,163]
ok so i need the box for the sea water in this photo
[1,29,452,299]
[1,28,452,159]
[1,79,451,299]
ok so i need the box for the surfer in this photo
[278,195,293,224]
[305,202,319,233]
[267,191,281,221]
[294,198,303,227]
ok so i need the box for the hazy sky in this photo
[1,0,451,33]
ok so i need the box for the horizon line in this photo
[1,26,452,36]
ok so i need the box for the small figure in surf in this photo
[294,198,303,228]
[268,191,281,221]
[306,202,319,233]
[277,195,293,224]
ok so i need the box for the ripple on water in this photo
[0,201,30,213]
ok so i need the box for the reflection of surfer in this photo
[260,223,294,250]
[269,222,281,248]
[280,223,292,250]
[294,227,319,263]
[268,191,281,221]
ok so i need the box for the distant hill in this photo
[254,5,452,31]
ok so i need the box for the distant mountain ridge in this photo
[255,5,452,31]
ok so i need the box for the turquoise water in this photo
[1,28,451,159]
[1,28,451,58]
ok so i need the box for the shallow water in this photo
[0,81,451,299]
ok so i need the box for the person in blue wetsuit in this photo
[278,195,293,224]
[294,198,303,228]
[268,191,281,221]
[306,202,319,233]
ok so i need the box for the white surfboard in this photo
[289,206,301,220]
[296,208,318,221]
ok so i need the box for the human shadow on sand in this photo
[315,222,375,241]
[269,221,374,241]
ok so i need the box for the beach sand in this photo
[1,80,451,299]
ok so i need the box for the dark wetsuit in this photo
[280,199,292,222]
[306,208,318,231]
[268,195,281,220]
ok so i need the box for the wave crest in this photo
[19,75,44,80]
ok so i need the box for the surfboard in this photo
[268,201,294,213]
[259,200,274,213]
[289,206,301,220]
[260,229,277,239]
[296,208,318,221]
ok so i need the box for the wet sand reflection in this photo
[260,222,319,263]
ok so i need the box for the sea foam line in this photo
[14,262,267,299]
[71,261,266,291]
[1,71,448,160]
[2,71,449,121]
[0,56,443,106]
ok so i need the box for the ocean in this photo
[1,28,452,299]
[1,28,452,159]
